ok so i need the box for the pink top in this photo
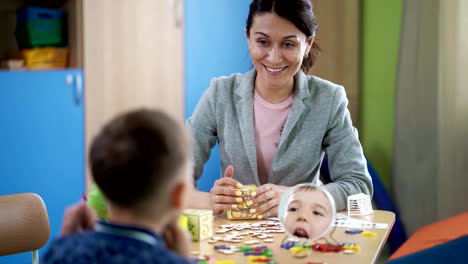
[253,90,294,184]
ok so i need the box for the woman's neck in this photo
[254,77,295,104]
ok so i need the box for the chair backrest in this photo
[0,193,50,260]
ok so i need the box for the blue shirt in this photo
[42,221,195,264]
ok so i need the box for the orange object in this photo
[389,212,468,260]
[22,48,68,69]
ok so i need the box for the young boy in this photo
[42,109,194,263]
[282,184,335,239]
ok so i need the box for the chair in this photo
[388,212,468,263]
[0,193,50,264]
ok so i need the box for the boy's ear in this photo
[170,180,187,210]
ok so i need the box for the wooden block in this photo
[183,209,213,241]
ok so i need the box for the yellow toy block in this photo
[343,244,361,252]
[361,231,377,238]
[183,209,213,241]
[247,255,272,264]
[178,214,188,230]
[215,260,236,264]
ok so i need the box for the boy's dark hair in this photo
[89,109,189,210]
[245,0,320,72]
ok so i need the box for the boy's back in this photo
[43,221,192,264]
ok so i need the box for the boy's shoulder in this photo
[42,231,193,264]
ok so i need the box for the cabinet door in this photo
[83,0,184,188]
[0,69,84,264]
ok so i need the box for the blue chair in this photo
[387,235,468,264]
[320,156,407,253]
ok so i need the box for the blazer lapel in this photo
[235,70,260,185]
[277,70,310,150]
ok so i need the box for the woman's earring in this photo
[304,54,309,59]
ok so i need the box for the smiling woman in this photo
[247,12,311,104]
[245,2,319,104]
[186,0,373,218]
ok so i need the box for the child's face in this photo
[283,189,333,239]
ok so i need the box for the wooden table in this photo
[192,210,395,264]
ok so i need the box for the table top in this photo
[191,210,395,264]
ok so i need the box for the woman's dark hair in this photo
[246,0,320,72]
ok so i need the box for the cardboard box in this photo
[226,184,258,220]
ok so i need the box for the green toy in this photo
[86,183,189,231]
[86,184,108,220]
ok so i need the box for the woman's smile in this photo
[264,65,288,75]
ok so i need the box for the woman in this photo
[187,0,372,218]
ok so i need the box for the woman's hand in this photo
[253,184,290,218]
[209,165,243,215]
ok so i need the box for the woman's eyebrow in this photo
[254,32,298,40]
[254,32,269,37]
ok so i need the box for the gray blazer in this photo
[186,69,373,210]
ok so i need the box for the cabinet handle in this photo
[74,74,83,106]
[174,0,183,28]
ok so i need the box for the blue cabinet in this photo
[0,69,85,263]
